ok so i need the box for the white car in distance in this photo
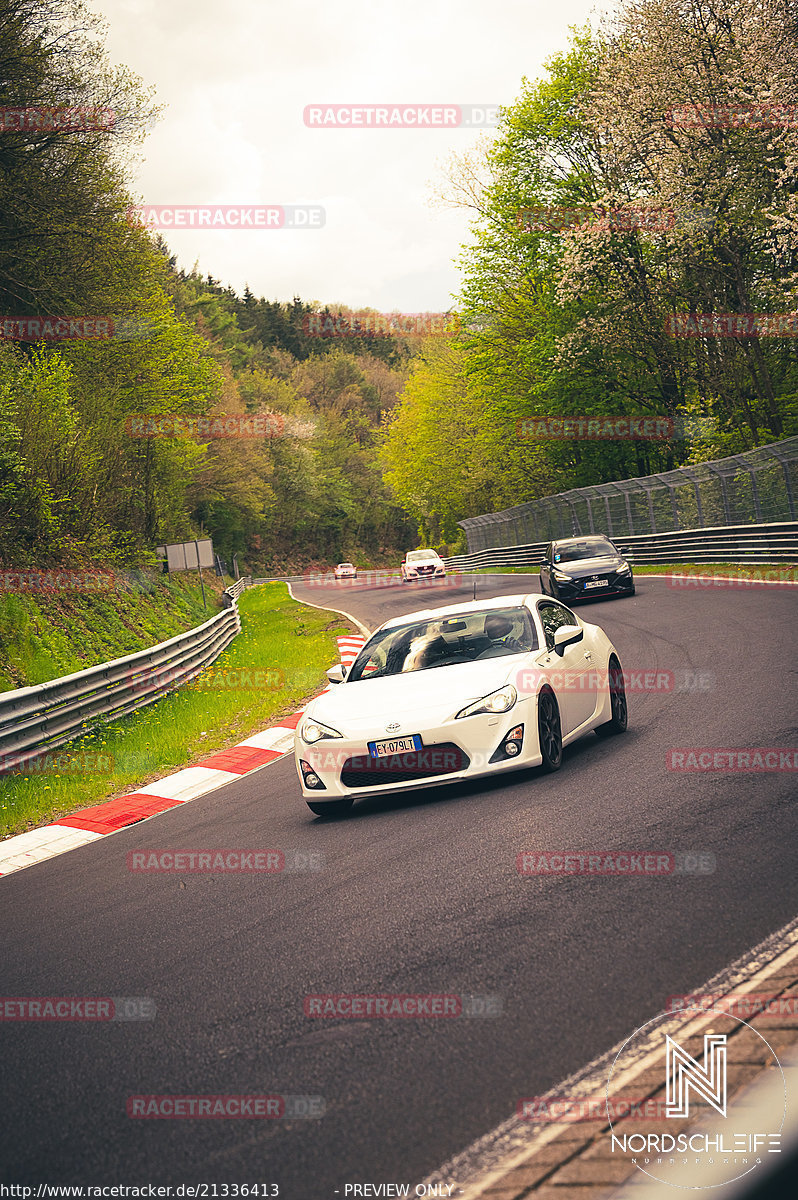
[401,549,446,582]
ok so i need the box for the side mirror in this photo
[553,624,583,656]
[326,663,347,684]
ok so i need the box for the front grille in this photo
[341,743,469,788]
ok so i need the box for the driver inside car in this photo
[481,613,524,655]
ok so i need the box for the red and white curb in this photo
[0,634,366,880]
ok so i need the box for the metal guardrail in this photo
[223,576,250,603]
[443,522,798,572]
[0,579,248,774]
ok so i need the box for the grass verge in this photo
[0,571,227,692]
[1,583,352,839]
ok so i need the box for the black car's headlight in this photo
[300,718,343,745]
[456,685,517,719]
[616,562,631,574]
[552,569,573,582]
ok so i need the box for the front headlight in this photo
[552,569,572,582]
[300,718,343,744]
[456,685,517,719]
[616,562,631,574]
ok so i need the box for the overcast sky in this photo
[95,0,611,312]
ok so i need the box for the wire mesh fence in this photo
[459,437,798,551]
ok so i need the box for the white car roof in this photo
[380,594,537,630]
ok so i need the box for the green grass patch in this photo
[623,561,796,576]
[0,571,227,692]
[0,583,353,838]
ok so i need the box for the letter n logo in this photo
[665,1033,727,1117]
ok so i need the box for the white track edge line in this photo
[0,722,307,876]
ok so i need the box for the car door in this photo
[537,601,598,732]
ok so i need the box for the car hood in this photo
[554,555,625,578]
[307,656,526,732]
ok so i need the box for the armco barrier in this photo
[442,522,798,572]
[0,579,250,775]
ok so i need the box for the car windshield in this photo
[555,539,616,563]
[406,550,437,562]
[338,563,353,569]
[347,607,538,681]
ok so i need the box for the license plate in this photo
[368,735,423,758]
[584,579,609,589]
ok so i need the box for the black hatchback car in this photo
[540,535,635,602]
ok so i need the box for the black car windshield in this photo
[347,607,538,681]
[554,539,617,563]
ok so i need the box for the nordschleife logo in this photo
[665,1033,727,1118]
[606,1009,785,1189]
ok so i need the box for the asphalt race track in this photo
[2,573,797,1196]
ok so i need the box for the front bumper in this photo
[549,573,634,601]
[404,568,446,581]
[294,701,539,800]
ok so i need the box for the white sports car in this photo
[334,562,357,580]
[294,594,627,816]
